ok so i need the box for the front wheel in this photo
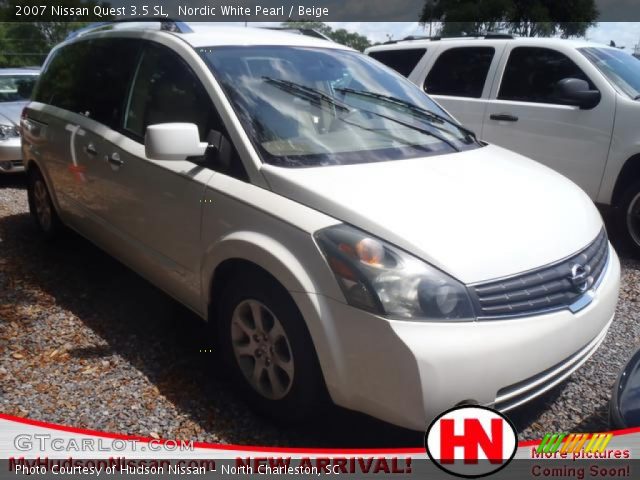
[217,270,326,422]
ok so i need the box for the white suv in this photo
[367,36,640,254]
[22,23,619,431]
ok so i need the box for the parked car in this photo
[0,68,39,173]
[367,36,640,254]
[610,346,640,429]
[22,23,620,431]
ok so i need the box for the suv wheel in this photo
[217,270,325,422]
[617,180,640,256]
[27,169,62,239]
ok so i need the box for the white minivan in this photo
[22,23,619,431]
[367,36,640,254]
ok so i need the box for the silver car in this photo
[0,68,39,173]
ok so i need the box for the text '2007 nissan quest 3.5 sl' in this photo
[21,22,620,431]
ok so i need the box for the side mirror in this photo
[610,347,640,429]
[553,78,601,109]
[145,123,208,161]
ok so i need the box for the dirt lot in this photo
[1,174,639,447]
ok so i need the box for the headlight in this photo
[0,124,19,141]
[315,224,474,321]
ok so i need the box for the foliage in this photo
[0,0,110,67]
[281,21,371,51]
[420,0,598,38]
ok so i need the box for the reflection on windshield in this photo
[199,46,481,167]
[0,75,38,103]
[580,47,640,100]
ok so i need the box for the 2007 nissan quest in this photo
[22,23,620,431]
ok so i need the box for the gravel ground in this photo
[1,174,639,448]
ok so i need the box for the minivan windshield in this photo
[580,47,640,100]
[0,74,38,102]
[199,46,481,167]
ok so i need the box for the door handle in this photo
[84,143,97,156]
[489,113,519,122]
[106,152,123,169]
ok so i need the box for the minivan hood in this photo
[0,101,27,125]
[262,144,603,284]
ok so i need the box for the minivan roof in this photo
[183,24,348,49]
[68,22,349,50]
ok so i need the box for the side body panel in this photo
[481,43,616,200]
[597,95,640,205]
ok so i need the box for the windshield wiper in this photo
[334,87,477,139]
[263,77,460,152]
[262,77,351,112]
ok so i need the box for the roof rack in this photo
[383,31,514,44]
[66,18,193,40]
[485,32,515,39]
[262,27,332,42]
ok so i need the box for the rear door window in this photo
[34,42,91,114]
[368,49,426,77]
[424,47,495,98]
[84,39,141,129]
[34,39,140,130]
[498,47,595,104]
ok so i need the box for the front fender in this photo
[203,231,312,298]
[200,230,344,318]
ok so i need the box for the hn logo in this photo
[425,406,518,478]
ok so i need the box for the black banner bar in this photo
[2,1,640,22]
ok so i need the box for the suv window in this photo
[368,49,426,77]
[34,39,139,129]
[499,47,595,104]
[424,47,495,98]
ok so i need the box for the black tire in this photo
[615,180,640,257]
[27,168,62,240]
[217,269,326,423]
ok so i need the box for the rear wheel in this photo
[27,169,62,239]
[616,180,640,257]
[217,269,326,422]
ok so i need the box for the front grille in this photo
[471,229,608,318]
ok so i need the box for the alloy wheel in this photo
[33,179,52,232]
[230,299,294,400]
[627,192,640,248]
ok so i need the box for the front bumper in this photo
[293,244,620,431]
[0,137,24,173]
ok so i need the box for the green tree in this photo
[0,0,111,66]
[329,28,371,52]
[420,0,598,38]
[281,21,371,51]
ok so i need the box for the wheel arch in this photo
[202,231,321,322]
[611,153,640,208]
[24,158,63,214]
